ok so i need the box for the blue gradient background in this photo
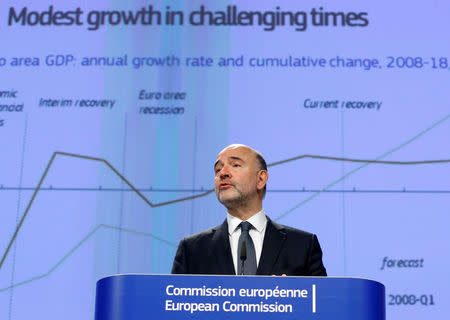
[0,1,449,319]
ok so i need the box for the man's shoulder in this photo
[181,223,225,244]
[268,219,316,239]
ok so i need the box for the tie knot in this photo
[240,221,253,232]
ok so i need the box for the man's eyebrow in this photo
[214,156,243,169]
[228,156,243,162]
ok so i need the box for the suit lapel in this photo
[210,220,235,274]
[257,219,286,275]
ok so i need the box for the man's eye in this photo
[233,164,240,167]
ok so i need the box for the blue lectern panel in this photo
[95,275,385,320]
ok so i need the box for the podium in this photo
[95,274,385,320]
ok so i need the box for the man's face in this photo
[214,146,260,208]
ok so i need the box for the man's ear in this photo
[256,170,268,191]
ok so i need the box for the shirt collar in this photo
[227,209,267,235]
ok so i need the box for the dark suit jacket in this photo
[171,218,327,276]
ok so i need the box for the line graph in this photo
[268,154,450,167]
[1,137,449,271]
[275,113,450,221]
[0,151,214,270]
[0,224,177,292]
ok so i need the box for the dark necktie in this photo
[237,221,257,275]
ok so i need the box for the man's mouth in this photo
[219,182,233,189]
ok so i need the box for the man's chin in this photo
[218,194,235,204]
[217,191,241,206]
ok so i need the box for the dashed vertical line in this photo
[116,114,128,273]
[341,103,347,275]
[190,116,198,234]
[8,115,28,320]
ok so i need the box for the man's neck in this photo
[227,202,263,221]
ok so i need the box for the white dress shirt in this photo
[227,210,268,274]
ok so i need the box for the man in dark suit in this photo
[171,144,326,276]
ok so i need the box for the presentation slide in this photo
[0,1,448,319]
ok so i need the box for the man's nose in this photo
[220,165,231,178]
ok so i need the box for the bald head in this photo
[218,144,268,181]
[214,144,268,206]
